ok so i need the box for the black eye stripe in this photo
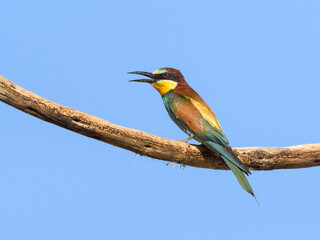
[155,73,180,82]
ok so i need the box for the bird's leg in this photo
[182,134,194,143]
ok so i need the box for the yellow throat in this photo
[151,80,177,96]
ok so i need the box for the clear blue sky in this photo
[1,1,320,239]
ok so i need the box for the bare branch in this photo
[1,75,319,171]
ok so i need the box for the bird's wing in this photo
[169,93,229,145]
[169,93,251,175]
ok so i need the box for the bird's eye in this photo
[163,73,170,78]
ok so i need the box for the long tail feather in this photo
[204,141,251,175]
[223,156,259,206]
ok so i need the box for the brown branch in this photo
[1,75,319,171]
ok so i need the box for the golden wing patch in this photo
[189,98,223,131]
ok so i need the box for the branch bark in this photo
[1,75,319,171]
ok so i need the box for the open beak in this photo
[127,71,156,83]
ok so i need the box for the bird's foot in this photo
[178,135,194,148]
[181,135,194,143]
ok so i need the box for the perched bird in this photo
[128,68,258,203]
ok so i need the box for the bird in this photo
[128,67,258,204]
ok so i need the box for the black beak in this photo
[127,71,156,83]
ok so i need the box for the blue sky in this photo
[1,1,320,239]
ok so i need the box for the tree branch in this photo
[1,75,319,171]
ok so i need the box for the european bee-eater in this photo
[128,68,258,203]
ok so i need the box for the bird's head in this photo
[128,68,183,96]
